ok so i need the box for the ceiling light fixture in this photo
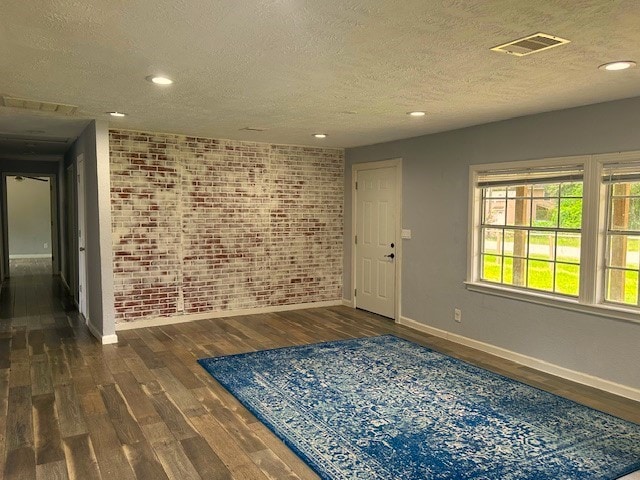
[108,111,126,117]
[312,133,328,138]
[599,61,636,71]
[146,75,174,85]
[408,111,426,117]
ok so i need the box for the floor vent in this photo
[1,96,78,115]
[491,33,570,57]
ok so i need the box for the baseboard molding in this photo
[115,299,344,331]
[342,298,354,307]
[9,254,52,259]
[86,319,118,345]
[398,316,640,403]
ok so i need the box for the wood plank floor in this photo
[1,273,639,479]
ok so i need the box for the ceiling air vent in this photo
[491,33,570,57]
[1,96,78,115]
[239,126,267,132]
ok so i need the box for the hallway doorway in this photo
[4,174,56,277]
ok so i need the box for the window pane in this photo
[505,198,531,226]
[527,260,554,292]
[610,195,640,231]
[482,254,502,283]
[531,184,547,198]
[607,235,640,269]
[560,182,583,197]
[559,198,582,229]
[555,263,580,296]
[503,257,526,287]
[484,186,506,198]
[532,197,558,227]
[503,229,528,257]
[611,182,634,197]
[507,185,532,198]
[557,232,581,264]
[482,228,503,254]
[606,268,639,305]
[483,199,506,225]
[529,231,555,260]
[530,183,557,198]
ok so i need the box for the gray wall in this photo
[64,120,116,338]
[345,96,640,390]
[7,176,51,257]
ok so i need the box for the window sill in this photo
[464,282,640,325]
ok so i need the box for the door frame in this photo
[2,172,58,277]
[76,154,88,320]
[351,158,403,321]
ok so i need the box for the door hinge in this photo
[354,288,357,297]
[355,181,358,190]
[355,235,357,245]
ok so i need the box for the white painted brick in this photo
[110,130,344,323]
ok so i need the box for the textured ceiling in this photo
[1,0,639,148]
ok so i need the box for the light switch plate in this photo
[401,229,412,239]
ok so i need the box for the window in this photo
[468,154,640,321]
[603,162,640,307]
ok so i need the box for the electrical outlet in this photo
[454,308,462,323]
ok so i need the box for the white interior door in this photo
[77,154,88,319]
[355,166,397,318]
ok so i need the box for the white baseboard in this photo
[398,316,640,403]
[86,319,119,345]
[9,254,52,259]
[342,298,354,307]
[115,299,344,331]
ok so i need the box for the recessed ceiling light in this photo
[408,111,426,117]
[108,111,126,117]
[312,133,328,138]
[146,75,174,85]
[599,61,636,71]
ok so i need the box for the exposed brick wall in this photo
[110,130,343,323]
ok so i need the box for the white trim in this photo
[351,158,403,320]
[87,319,118,344]
[398,315,640,402]
[9,254,52,259]
[115,300,344,331]
[342,298,354,307]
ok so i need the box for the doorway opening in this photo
[5,174,55,277]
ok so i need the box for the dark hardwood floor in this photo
[1,269,638,479]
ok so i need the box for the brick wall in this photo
[110,130,343,324]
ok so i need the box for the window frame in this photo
[466,153,640,325]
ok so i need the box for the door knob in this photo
[385,253,395,259]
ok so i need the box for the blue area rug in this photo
[198,335,640,479]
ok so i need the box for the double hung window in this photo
[603,162,640,307]
[468,154,640,321]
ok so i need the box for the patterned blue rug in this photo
[198,335,640,479]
